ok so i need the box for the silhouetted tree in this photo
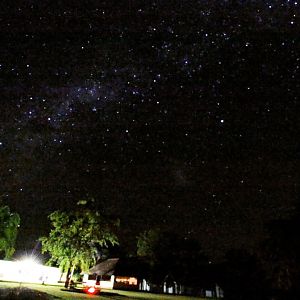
[137,229,209,293]
[261,215,300,300]
[218,249,268,300]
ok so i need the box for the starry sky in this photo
[1,1,300,254]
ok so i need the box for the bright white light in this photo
[87,287,96,294]
[17,257,41,282]
[0,259,60,284]
[18,257,40,268]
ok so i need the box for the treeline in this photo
[2,200,300,299]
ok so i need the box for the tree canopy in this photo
[0,205,20,259]
[137,229,209,286]
[40,208,119,275]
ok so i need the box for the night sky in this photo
[1,1,300,256]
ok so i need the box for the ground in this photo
[0,281,204,300]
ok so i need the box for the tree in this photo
[217,249,268,300]
[40,208,119,286]
[137,228,161,265]
[137,229,209,292]
[260,216,300,300]
[0,205,20,259]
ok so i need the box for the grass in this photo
[0,281,204,300]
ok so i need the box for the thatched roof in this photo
[89,258,119,276]
[89,257,150,278]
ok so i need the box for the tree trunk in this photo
[64,264,76,288]
[69,264,75,285]
[64,267,71,288]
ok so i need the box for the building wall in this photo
[0,260,60,284]
[100,276,114,289]
[82,274,115,289]
[114,276,139,290]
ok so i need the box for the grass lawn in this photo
[0,281,204,300]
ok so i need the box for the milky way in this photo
[1,1,300,252]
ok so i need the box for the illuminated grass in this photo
[0,281,204,299]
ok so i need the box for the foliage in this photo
[137,228,161,265]
[260,216,300,300]
[216,205,300,300]
[137,229,208,287]
[40,208,119,273]
[217,249,268,300]
[0,205,20,259]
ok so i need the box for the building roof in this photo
[89,257,150,278]
[89,258,119,276]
